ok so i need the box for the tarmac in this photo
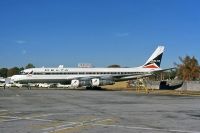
[0,88,200,133]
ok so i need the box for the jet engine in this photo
[71,80,79,88]
[91,78,114,87]
[70,79,91,88]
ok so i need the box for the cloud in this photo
[16,40,27,44]
[115,32,129,37]
[22,49,27,55]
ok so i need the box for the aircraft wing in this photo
[114,73,153,81]
[75,73,153,82]
[152,67,176,73]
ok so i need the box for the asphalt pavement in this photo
[0,88,200,133]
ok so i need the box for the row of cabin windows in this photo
[45,69,68,72]
[32,72,143,75]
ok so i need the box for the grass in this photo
[103,81,132,90]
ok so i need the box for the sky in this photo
[0,0,200,68]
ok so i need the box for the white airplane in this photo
[10,46,166,88]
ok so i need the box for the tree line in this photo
[0,63,35,78]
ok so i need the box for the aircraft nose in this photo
[10,75,24,83]
[9,76,15,83]
[10,75,18,83]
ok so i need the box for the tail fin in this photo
[142,46,164,68]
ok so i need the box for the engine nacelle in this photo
[71,80,79,88]
[71,79,91,88]
[91,78,114,87]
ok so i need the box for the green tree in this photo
[175,56,200,81]
[7,67,21,77]
[19,67,24,71]
[0,68,8,78]
[25,63,35,69]
[107,64,121,68]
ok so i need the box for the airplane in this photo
[10,46,166,88]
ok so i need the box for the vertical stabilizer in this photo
[142,46,164,68]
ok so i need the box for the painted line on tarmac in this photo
[42,118,102,133]
[28,113,54,118]
[24,117,53,122]
[92,123,200,133]
[94,118,113,123]
[0,116,22,122]
[0,116,21,119]
[0,110,8,112]
[42,122,79,133]
[0,119,21,122]
[0,115,52,122]
[35,112,95,117]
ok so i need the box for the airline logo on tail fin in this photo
[142,46,164,69]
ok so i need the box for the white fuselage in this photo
[10,67,160,84]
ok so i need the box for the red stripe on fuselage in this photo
[143,64,158,68]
